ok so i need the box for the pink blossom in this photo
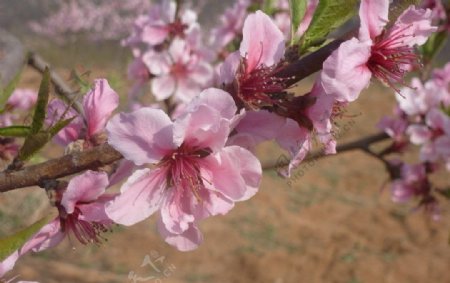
[122,0,197,47]
[219,10,285,109]
[391,163,428,203]
[395,78,448,116]
[0,171,112,277]
[6,89,37,110]
[105,88,261,251]
[47,79,118,147]
[407,108,450,165]
[321,1,436,102]
[143,39,213,103]
[209,0,250,51]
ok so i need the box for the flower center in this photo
[159,144,211,201]
[234,58,288,110]
[58,205,109,245]
[368,27,420,92]
[168,19,188,38]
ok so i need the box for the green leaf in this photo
[289,0,308,45]
[30,67,51,134]
[17,131,52,161]
[300,0,357,52]
[0,216,52,261]
[0,67,23,109]
[0,125,30,137]
[48,117,75,136]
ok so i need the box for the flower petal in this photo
[240,10,285,72]
[106,168,165,226]
[321,38,372,102]
[391,6,437,46]
[61,170,109,214]
[358,0,389,42]
[151,75,176,101]
[83,79,119,138]
[106,108,175,165]
[157,218,203,252]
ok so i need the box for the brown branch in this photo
[263,132,390,170]
[0,143,123,193]
[27,51,83,113]
[276,39,344,87]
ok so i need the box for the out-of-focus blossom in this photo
[122,0,197,47]
[407,108,450,167]
[143,39,213,103]
[29,0,151,42]
[321,0,436,102]
[0,171,113,277]
[106,88,261,251]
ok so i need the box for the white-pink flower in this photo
[105,88,261,251]
[143,38,213,103]
[321,1,436,102]
[0,171,112,277]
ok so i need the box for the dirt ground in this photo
[0,50,449,283]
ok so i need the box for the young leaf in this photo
[289,0,307,45]
[0,125,30,137]
[0,216,52,261]
[0,67,23,110]
[301,0,357,52]
[17,131,52,161]
[30,67,51,134]
[48,117,75,136]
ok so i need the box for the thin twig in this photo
[27,51,83,114]
[263,132,389,170]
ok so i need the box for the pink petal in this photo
[193,187,235,219]
[173,104,230,153]
[321,38,372,102]
[185,88,237,120]
[240,10,285,72]
[276,118,311,176]
[7,89,37,110]
[106,108,175,165]
[28,219,64,252]
[157,218,203,252]
[391,6,437,46]
[160,188,195,234]
[407,125,432,144]
[83,79,119,138]
[106,168,165,226]
[61,170,109,214]
[218,51,240,85]
[151,75,176,101]
[78,194,115,223]
[141,25,169,46]
[108,160,137,186]
[358,0,389,42]
[231,110,286,147]
[142,51,171,75]
[202,146,262,201]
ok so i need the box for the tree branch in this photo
[0,143,123,193]
[27,51,83,113]
[263,132,390,170]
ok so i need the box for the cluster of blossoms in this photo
[29,0,152,42]
[1,0,443,280]
[378,61,450,217]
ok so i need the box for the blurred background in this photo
[0,0,450,282]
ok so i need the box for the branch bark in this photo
[0,144,123,193]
